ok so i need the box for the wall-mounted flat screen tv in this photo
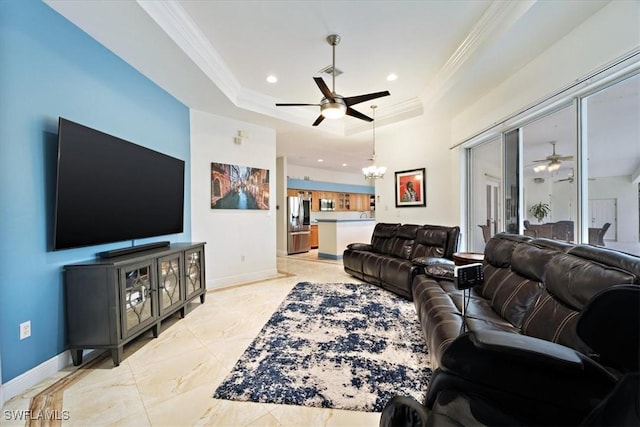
[53,118,185,250]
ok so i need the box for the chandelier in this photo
[362,105,386,180]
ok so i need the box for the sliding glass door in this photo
[521,105,578,241]
[468,138,502,252]
[465,70,639,256]
[581,74,640,254]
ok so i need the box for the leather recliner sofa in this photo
[412,232,640,366]
[381,284,640,427]
[343,223,460,300]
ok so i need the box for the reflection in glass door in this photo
[581,74,639,254]
[521,105,577,241]
[468,137,502,252]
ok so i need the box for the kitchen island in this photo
[316,219,376,260]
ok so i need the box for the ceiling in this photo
[45,0,616,174]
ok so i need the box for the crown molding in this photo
[137,0,241,103]
[138,1,426,135]
[345,98,424,136]
[421,0,536,107]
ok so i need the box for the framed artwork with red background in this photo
[395,168,426,207]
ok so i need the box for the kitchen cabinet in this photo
[337,193,351,210]
[288,188,373,212]
[352,194,369,211]
[310,224,319,248]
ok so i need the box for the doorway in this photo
[588,198,617,241]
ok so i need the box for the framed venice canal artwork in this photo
[395,168,426,207]
[211,162,270,210]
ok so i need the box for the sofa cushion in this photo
[568,245,640,283]
[371,223,400,254]
[362,252,383,284]
[481,263,544,329]
[521,290,589,355]
[379,257,416,298]
[387,224,419,259]
[510,243,560,282]
[411,227,448,259]
[521,247,639,355]
[544,252,639,310]
[484,233,531,268]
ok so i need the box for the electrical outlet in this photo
[20,320,31,340]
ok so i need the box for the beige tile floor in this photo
[2,253,380,427]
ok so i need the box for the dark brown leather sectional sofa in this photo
[343,223,460,300]
[414,233,640,366]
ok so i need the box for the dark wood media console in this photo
[64,242,206,366]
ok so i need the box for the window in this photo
[468,137,502,252]
[581,74,640,254]
[463,60,639,255]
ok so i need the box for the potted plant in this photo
[529,202,550,223]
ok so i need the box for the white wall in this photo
[441,1,639,242]
[276,156,288,256]
[374,113,458,227]
[190,109,278,289]
[588,175,639,244]
[451,1,640,143]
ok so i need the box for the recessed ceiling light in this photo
[386,73,398,82]
[317,159,324,162]
[342,163,348,167]
[266,75,278,83]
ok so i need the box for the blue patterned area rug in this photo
[213,282,432,412]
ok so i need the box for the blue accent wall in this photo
[0,0,191,382]
[287,179,375,195]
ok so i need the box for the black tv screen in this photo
[53,118,185,250]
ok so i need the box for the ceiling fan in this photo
[275,34,390,127]
[555,168,595,183]
[555,168,574,183]
[532,141,574,172]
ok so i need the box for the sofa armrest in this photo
[346,242,373,251]
[413,257,455,280]
[412,257,454,267]
[426,330,616,420]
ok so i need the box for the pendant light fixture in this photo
[362,105,387,180]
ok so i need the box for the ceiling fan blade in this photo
[557,156,574,161]
[343,91,390,107]
[312,115,325,126]
[313,77,334,102]
[532,159,548,163]
[275,103,321,106]
[346,107,373,122]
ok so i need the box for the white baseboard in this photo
[2,350,74,404]
[206,268,280,290]
[3,267,280,405]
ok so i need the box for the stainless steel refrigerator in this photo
[287,196,311,254]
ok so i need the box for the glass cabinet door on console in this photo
[185,247,205,303]
[157,254,183,317]
[120,260,157,339]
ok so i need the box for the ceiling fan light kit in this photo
[532,141,574,173]
[320,98,346,119]
[547,161,561,172]
[275,34,390,126]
